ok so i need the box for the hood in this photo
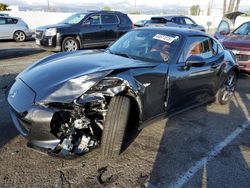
[18,50,157,101]
[223,34,250,50]
[36,23,72,30]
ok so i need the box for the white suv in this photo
[0,16,32,42]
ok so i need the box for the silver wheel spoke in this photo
[221,74,236,102]
[64,40,77,51]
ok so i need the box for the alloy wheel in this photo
[220,73,236,103]
[14,31,26,42]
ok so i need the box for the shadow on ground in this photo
[0,73,18,148]
[0,48,45,60]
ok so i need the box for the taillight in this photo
[132,23,135,28]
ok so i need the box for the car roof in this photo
[151,15,188,20]
[86,10,125,14]
[135,27,208,37]
[0,15,18,19]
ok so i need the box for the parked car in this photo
[214,11,250,74]
[35,11,133,52]
[0,15,32,42]
[0,13,9,16]
[145,16,206,32]
[7,27,238,158]
[134,20,148,27]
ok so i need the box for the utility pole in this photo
[134,0,137,11]
[47,0,50,11]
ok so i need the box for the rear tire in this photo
[101,96,131,158]
[62,37,79,52]
[215,71,237,105]
[14,31,26,42]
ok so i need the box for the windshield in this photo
[233,22,250,35]
[109,30,180,62]
[60,13,86,24]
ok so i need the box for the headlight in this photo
[44,71,112,103]
[45,28,57,36]
[91,77,123,91]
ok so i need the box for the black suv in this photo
[35,11,133,52]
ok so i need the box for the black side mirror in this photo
[186,55,205,67]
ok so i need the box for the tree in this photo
[102,6,111,11]
[223,0,241,15]
[190,5,200,16]
[0,3,8,11]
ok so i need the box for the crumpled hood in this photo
[18,50,156,102]
[223,34,250,50]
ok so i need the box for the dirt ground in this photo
[0,39,250,188]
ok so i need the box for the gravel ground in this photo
[0,40,249,188]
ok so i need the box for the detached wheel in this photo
[14,31,26,42]
[62,37,79,52]
[101,96,131,158]
[215,71,237,105]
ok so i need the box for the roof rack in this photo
[87,10,122,14]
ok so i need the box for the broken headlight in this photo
[91,77,124,91]
[45,71,112,102]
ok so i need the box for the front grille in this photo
[236,54,250,62]
[35,30,44,40]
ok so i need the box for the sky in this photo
[1,0,249,10]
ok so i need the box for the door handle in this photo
[211,62,219,69]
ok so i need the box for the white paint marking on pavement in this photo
[166,120,250,188]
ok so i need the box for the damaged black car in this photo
[7,27,239,158]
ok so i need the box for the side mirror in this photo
[186,55,205,67]
[220,30,230,35]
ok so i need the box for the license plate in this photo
[36,39,40,45]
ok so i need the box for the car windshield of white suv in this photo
[108,30,180,63]
[233,22,250,35]
[60,13,86,24]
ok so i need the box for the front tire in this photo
[62,37,79,52]
[215,71,237,105]
[101,96,131,158]
[14,31,26,42]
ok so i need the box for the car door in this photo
[0,17,13,38]
[80,14,106,46]
[167,36,224,113]
[101,14,119,42]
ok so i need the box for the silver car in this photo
[0,15,32,42]
[145,16,206,32]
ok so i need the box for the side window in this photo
[184,18,195,25]
[172,17,180,24]
[84,15,101,25]
[217,20,230,33]
[6,18,14,24]
[101,14,119,24]
[179,18,186,25]
[120,14,132,25]
[184,37,213,60]
[0,18,6,25]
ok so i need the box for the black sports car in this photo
[7,27,239,158]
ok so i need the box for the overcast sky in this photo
[1,0,249,9]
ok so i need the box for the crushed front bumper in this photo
[7,79,60,149]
